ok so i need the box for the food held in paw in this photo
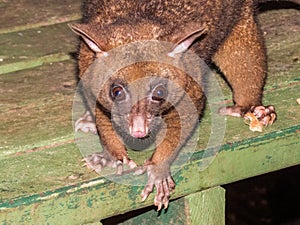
[244,112,264,132]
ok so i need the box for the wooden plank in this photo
[185,187,225,225]
[0,142,96,201]
[1,55,299,158]
[114,188,224,225]
[0,6,299,204]
[0,61,77,157]
[0,8,299,76]
[0,22,78,74]
[0,6,299,225]
[0,73,299,224]
[0,65,299,197]
[114,198,187,225]
[0,53,71,75]
[1,8,298,158]
[0,0,81,34]
[0,125,299,224]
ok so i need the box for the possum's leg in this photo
[213,8,276,125]
[138,109,180,210]
[83,107,137,174]
[139,105,199,210]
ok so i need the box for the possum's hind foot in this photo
[138,164,176,211]
[83,152,137,175]
[219,105,277,127]
[75,111,97,134]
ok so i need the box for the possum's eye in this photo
[110,85,126,101]
[151,85,168,102]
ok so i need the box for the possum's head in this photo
[102,62,188,139]
[70,23,205,146]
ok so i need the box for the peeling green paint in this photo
[265,155,272,160]
[86,198,94,208]
[0,53,71,75]
[109,190,117,197]
[0,3,300,224]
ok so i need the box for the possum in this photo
[70,0,299,210]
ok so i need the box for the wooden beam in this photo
[185,187,225,225]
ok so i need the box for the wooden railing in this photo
[1,1,299,224]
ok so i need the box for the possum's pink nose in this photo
[132,130,147,138]
[129,115,149,138]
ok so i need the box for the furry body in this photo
[70,0,298,209]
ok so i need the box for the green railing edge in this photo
[0,124,299,224]
[1,124,299,208]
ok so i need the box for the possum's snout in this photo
[128,114,152,138]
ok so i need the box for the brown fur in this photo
[70,0,298,209]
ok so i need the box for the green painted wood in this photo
[185,186,225,225]
[0,57,299,157]
[0,61,77,157]
[0,125,299,224]
[115,190,226,225]
[0,53,71,75]
[0,0,81,34]
[114,198,187,225]
[0,143,97,201]
[0,59,299,200]
[0,22,78,74]
[0,5,299,225]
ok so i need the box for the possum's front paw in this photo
[220,105,276,132]
[248,105,276,126]
[219,105,276,126]
[75,111,97,134]
[83,152,137,175]
[139,164,176,211]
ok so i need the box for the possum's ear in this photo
[168,28,206,58]
[69,23,108,56]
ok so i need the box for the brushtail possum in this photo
[70,0,299,210]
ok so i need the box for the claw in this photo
[123,156,137,169]
[141,193,148,202]
[141,183,154,202]
[139,164,175,210]
[250,105,276,126]
[134,166,147,175]
[156,202,163,211]
[163,199,169,209]
[116,161,123,175]
[75,111,97,134]
[82,152,136,175]
[269,113,276,125]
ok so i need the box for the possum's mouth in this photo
[116,123,154,151]
[113,114,162,151]
[129,129,151,139]
[132,131,151,139]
